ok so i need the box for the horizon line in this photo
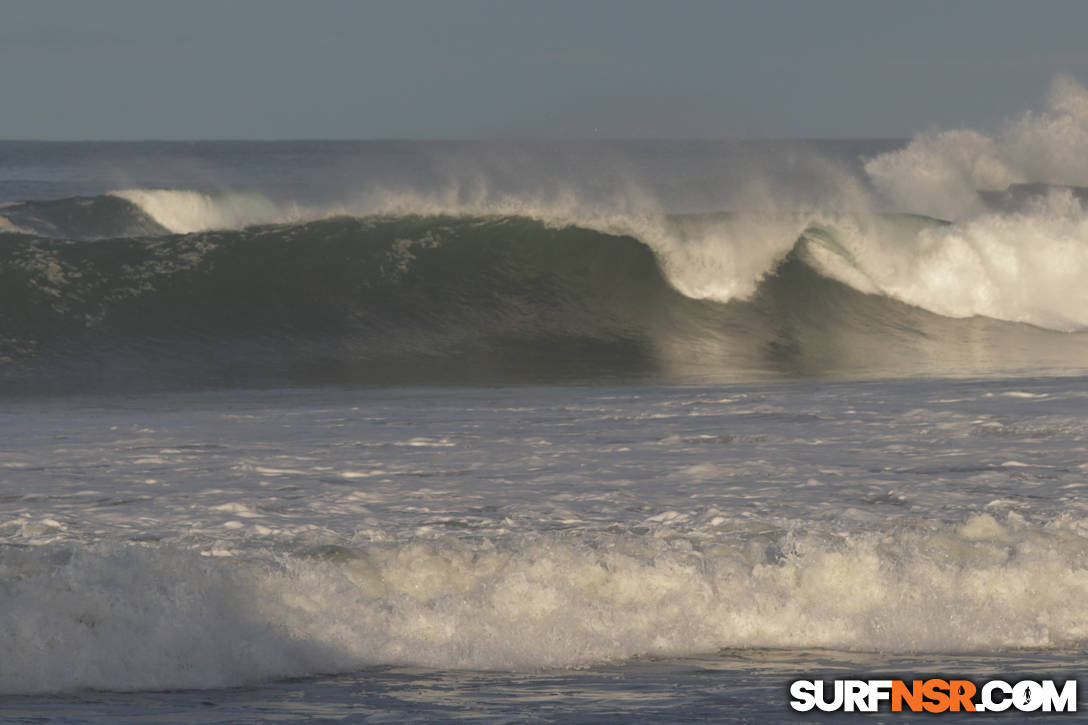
[0,135,910,144]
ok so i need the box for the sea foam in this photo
[2,513,1087,693]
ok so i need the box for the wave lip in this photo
[110,188,293,233]
[793,200,1088,332]
[0,195,169,240]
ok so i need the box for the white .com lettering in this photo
[789,678,1077,713]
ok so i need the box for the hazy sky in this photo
[4,0,1088,140]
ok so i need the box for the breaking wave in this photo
[5,77,1088,389]
[2,512,1087,693]
[865,74,1088,220]
[110,188,293,234]
[2,204,1088,392]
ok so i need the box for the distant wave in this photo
[9,189,1088,330]
[2,207,1088,392]
[11,72,1088,393]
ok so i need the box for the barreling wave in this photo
[4,187,1088,391]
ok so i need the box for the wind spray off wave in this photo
[3,78,1088,389]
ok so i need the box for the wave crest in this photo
[110,188,292,233]
[3,210,1088,391]
[865,75,1088,220]
[798,196,1088,331]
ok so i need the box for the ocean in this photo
[3,83,1088,722]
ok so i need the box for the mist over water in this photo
[4,76,1088,392]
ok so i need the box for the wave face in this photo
[7,76,1088,391]
[3,201,1088,392]
[0,214,679,390]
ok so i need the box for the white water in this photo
[3,513,1087,693]
[6,76,1088,724]
[865,75,1088,220]
[797,195,1088,331]
[2,380,1088,693]
[110,188,293,233]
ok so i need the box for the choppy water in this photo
[4,77,1088,721]
[2,380,1087,721]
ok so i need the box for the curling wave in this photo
[2,201,1088,391]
